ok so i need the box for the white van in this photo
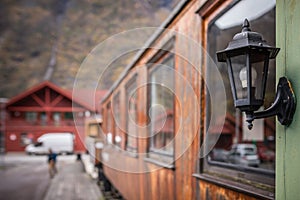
[25,133,74,155]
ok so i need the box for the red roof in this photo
[7,81,107,112]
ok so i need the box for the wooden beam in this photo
[31,94,46,107]
[7,106,86,112]
[6,126,76,131]
[50,95,64,107]
[45,87,50,105]
[196,0,228,19]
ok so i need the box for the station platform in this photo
[44,158,103,200]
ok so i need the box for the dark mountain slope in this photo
[0,0,179,97]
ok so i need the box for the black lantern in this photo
[217,19,296,130]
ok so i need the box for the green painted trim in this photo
[276,0,286,199]
[276,0,300,199]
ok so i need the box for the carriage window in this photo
[125,76,138,153]
[148,54,175,157]
[113,92,122,148]
[205,0,276,192]
[106,103,113,144]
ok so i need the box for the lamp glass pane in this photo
[250,52,267,101]
[230,54,247,100]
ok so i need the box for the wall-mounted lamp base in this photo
[245,77,296,130]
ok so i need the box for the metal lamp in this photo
[217,19,296,130]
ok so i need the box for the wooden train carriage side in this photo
[99,0,280,199]
[100,1,202,199]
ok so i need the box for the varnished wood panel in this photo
[198,180,258,200]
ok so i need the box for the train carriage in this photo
[99,0,300,199]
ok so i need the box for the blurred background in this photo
[0,0,180,98]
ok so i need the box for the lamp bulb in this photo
[239,67,257,88]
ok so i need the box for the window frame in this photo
[106,102,114,144]
[125,74,138,153]
[112,92,122,148]
[146,38,176,163]
[196,0,276,198]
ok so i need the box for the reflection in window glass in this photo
[126,78,138,152]
[149,55,175,155]
[207,1,276,171]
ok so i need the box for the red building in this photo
[4,81,103,152]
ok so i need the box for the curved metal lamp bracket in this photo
[245,77,296,130]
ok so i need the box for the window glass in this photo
[206,0,275,174]
[106,103,112,132]
[113,93,122,147]
[149,55,175,155]
[40,112,47,125]
[53,112,61,125]
[126,77,138,153]
[25,112,37,123]
[106,103,113,144]
[64,112,73,120]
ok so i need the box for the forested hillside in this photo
[0,0,179,97]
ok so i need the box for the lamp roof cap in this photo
[217,18,280,62]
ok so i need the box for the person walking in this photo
[48,148,58,178]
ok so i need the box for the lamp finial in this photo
[242,19,251,32]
